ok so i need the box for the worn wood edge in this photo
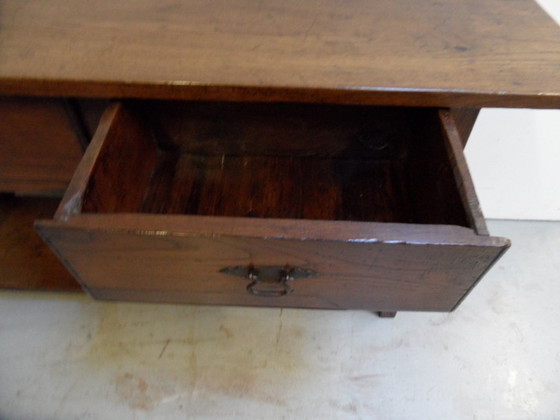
[33,221,92,295]
[35,213,510,248]
[85,287,393,311]
[2,79,560,109]
[84,288,464,312]
[86,288,343,309]
[88,288,417,312]
[450,242,511,312]
[438,109,489,236]
[53,102,123,221]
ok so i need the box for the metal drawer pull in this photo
[220,265,318,297]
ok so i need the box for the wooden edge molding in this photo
[2,79,560,109]
[450,243,511,311]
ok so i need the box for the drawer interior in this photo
[76,101,470,227]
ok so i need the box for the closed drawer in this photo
[0,194,81,291]
[0,96,84,195]
[36,101,509,312]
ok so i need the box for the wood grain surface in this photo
[1,0,560,107]
[0,97,83,194]
[59,101,471,226]
[449,108,480,147]
[35,99,510,311]
[0,195,80,291]
[439,109,489,235]
[36,215,509,311]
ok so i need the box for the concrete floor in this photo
[1,220,559,419]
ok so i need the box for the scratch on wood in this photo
[303,15,318,42]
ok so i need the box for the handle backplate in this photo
[220,264,318,297]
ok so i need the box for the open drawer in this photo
[36,101,509,312]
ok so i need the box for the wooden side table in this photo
[1,0,559,316]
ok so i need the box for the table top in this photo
[1,0,560,107]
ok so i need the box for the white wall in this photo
[465,0,560,221]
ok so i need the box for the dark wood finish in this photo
[80,104,158,214]
[141,153,417,222]
[81,102,469,227]
[1,0,560,108]
[41,213,507,246]
[0,194,80,291]
[75,99,111,139]
[35,100,510,312]
[449,108,480,148]
[131,101,416,157]
[2,0,554,312]
[36,216,508,311]
[54,103,158,220]
[0,96,84,194]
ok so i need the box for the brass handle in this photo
[220,264,318,298]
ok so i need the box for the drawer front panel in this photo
[37,219,507,311]
[0,195,80,291]
[0,97,84,194]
